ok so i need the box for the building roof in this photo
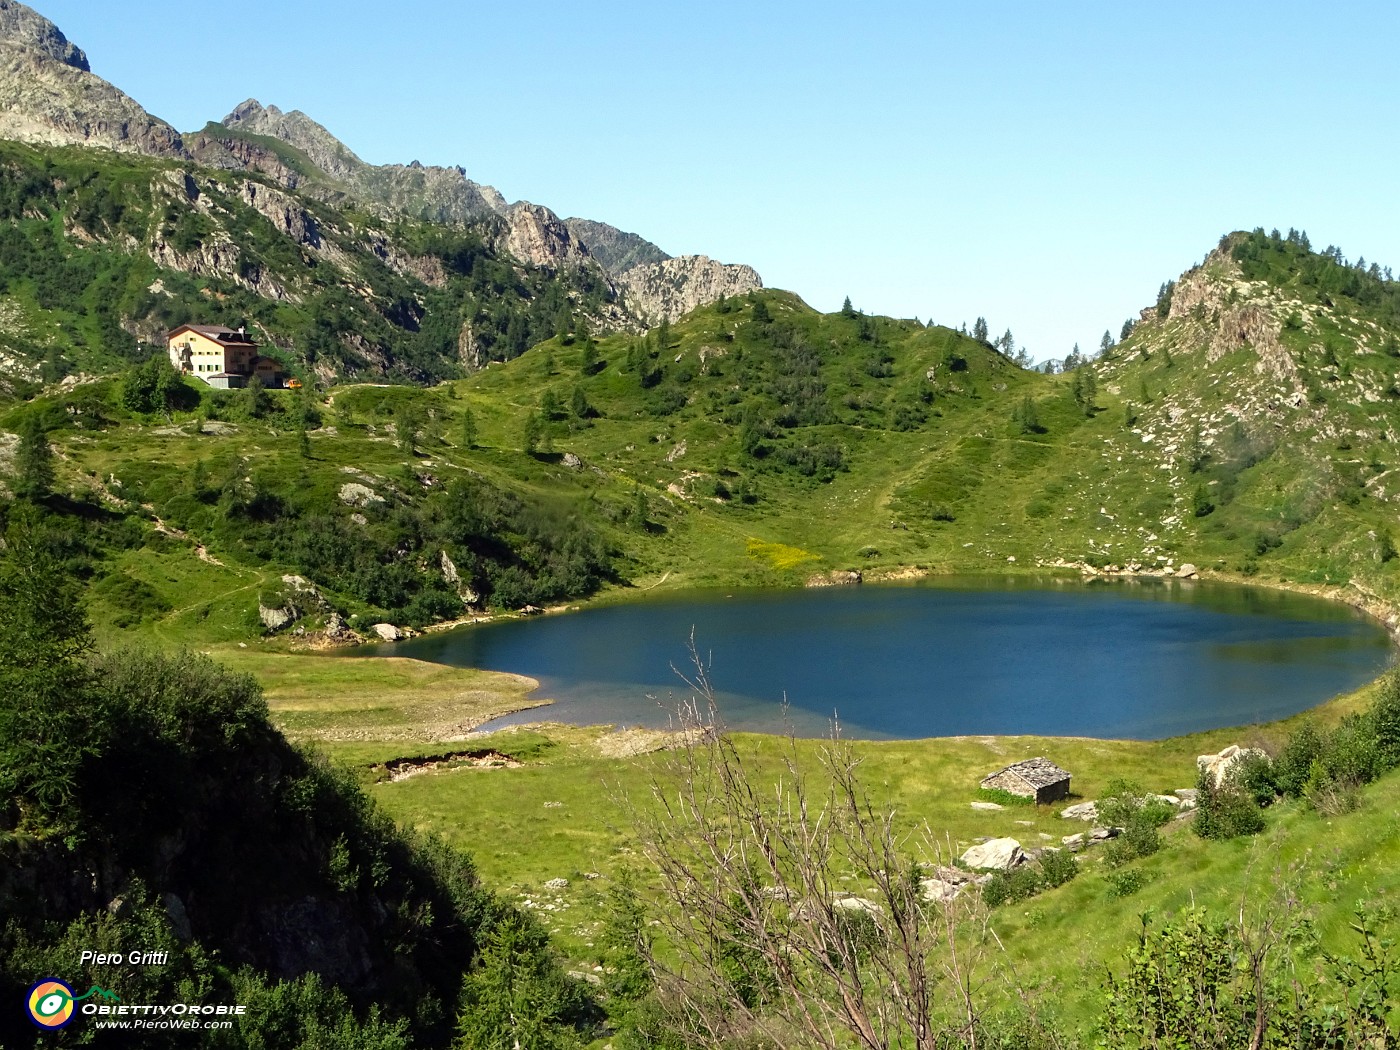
[983,757,1071,789]
[168,324,257,347]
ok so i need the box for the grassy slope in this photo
[9,233,1400,1036]
[335,683,1398,1035]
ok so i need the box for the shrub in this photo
[1192,767,1266,840]
[1038,848,1078,889]
[1273,721,1324,797]
[1105,869,1147,897]
[982,865,1043,908]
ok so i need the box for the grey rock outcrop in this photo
[371,623,401,642]
[563,217,669,273]
[258,574,329,633]
[338,482,385,507]
[497,201,593,271]
[0,2,186,157]
[1059,801,1098,821]
[221,100,509,224]
[0,0,87,68]
[616,255,763,325]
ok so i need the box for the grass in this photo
[212,646,546,759]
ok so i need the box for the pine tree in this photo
[1099,330,1115,358]
[522,412,542,455]
[841,296,857,318]
[972,317,989,344]
[570,385,590,419]
[13,418,54,500]
[460,406,478,449]
[0,509,100,830]
[1120,318,1136,341]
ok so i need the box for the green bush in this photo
[1038,847,1078,889]
[1192,767,1266,840]
[982,865,1043,908]
[1104,868,1147,897]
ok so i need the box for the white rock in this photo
[371,623,401,642]
[1060,801,1099,821]
[919,878,961,902]
[543,878,569,891]
[969,801,1004,811]
[1196,744,1268,788]
[831,896,883,914]
[338,482,385,507]
[959,838,1024,871]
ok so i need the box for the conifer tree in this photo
[13,418,54,500]
[460,406,478,449]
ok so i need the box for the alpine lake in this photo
[368,577,1395,741]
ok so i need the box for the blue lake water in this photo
[372,577,1394,740]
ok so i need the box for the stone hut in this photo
[980,757,1072,804]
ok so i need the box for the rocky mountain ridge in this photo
[0,0,186,157]
[0,2,760,325]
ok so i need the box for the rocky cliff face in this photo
[0,0,85,67]
[616,255,763,324]
[563,218,669,273]
[0,0,186,157]
[1132,247,1301,386]
[497,201,593,271]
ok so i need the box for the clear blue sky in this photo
[40,0,1400,360]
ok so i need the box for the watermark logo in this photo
[26,980,120,1029]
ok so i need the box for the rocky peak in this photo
[0,0,87,70]
[616,255,763,325]
[1134,244,1299,383]
[497,202,593,271]
[222,99,363,181]
[0,2,185,158]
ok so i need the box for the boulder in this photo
[1061,833,1085,850]
[1197,744,1268,788]
[543,878,569,891]
[1060,801,1098,821]
[919,878,961,903]
[1089,826,1122,841]
[959,837,1024,871]
[338,482,385,507]
[969,800,1004,811]
[1176,563,1199,579]
[259,603,294,631]
[371,623,401,642]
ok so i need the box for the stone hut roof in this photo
[982,757,1071,789]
